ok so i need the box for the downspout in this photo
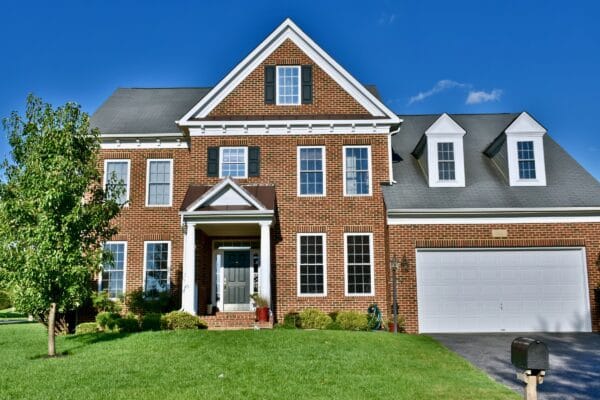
[388,125,401,185]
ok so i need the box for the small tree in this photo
[0,95,121,356]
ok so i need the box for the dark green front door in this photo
[223,251,250,310]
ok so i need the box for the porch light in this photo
[400,254,410,272]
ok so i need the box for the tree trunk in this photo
[48,302,57,357]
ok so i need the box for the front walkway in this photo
[431,333,600,400]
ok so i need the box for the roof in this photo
[91,85,382,135]
[383,113,600,210]
[180,183,276,211]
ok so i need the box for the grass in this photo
[0,324,518,400]
[0,308,27,319]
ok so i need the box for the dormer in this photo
[421,113,466,187]
[503,112,547,186]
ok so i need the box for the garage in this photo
[416,248,592,333]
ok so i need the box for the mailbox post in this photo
[511,337,549,400]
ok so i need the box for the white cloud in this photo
[466,89,503,104]
[408,80,470,104]
[378,13,396,25]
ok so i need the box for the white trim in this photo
[297,146,326,197]
[343,232,375,297]
[98,241,127,299]
[343,145,372,196]
[507,136,546,186]
[142,240,171,293]
[101,139,188,150]
[296,233,328,297]
[388,215,600,225]
[188,123,391,136]
[219,147,249,179]
[185,177,266,212]
[145,159,174,207]
[103,159,131,205]
[425,114,466,188]
[177,18,400,125]
[388,207,600,213]
[276,65,301,106]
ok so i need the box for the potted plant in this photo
[384,318,395,333]
[250,294,269,322]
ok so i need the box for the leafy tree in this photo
[0,95,121,356]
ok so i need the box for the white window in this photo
[146,159,173,206]
[437,142,456,181]
[298,146,326,196]
[344,233,374,296]
[219,147,248,178]
[104,160,130,205]
[343,146,372,196]
[144,241,170,293]
[505,112,547,186]
[517,141,536,180]
[276,66,300,105]
[100,242,126,298]
[297,234,327,296]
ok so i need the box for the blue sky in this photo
[1,0,598,179]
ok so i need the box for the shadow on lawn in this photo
[28,332,132,360]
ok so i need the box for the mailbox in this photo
[511,337,549,372]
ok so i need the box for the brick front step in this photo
[202,312,273,330]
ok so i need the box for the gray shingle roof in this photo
[90,88,211,134]
[383,114,600,210]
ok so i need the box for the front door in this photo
[223,251,251,311]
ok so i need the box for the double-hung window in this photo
[220,147,247,178]
[146,159,172,206]
[276,66,300,105]
[144,241,170,293]
[344,146,371,196]
[517,141,536,180]
[297,234,326,296]
[104,160,130,204]
[437,142,456,181]
[345,233,374,296]
[298,147,325,196]
[100,242,126,298]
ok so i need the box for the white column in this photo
[259,221,272,306]
[181,222,197,314]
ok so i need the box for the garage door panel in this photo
[417,249,591,333]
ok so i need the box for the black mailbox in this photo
[511,337,549,371]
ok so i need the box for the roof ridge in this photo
[397,112,519,117]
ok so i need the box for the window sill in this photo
[297,293,327,298]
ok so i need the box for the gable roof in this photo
[177,18,399,126]
[181,178,276,212]
[383,113,600,210]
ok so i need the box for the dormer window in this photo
[276,66,300,105]
[437,142,456,181]
[505,112,547,186]
[423,113,466,187]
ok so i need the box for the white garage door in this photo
[417,248,591,333]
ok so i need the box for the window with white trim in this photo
[144,242,170,293]
[100,242,126,298]
[147,160,172,206]
[276,66,300,105]
[437,142,456,181]
[517,141,536,180]
[298,234,326,295]
[220,147,247,178]
[298,147,325,196]
[344,146,371,196]
[104,160,129,204]
[345,234,373,295]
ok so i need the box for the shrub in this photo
[299,308,332,330]
[281,312,301,329]
[336,311,369,331]
[91,291,122,313]
[141,313,163,331]
[114,316,140,333]
[96,311,120,331]
[126,288,174,316]
[163,311,207,330]
[0,291,11,310]
[326,320,342,330]
[386,316,406,332]
[75,322,98,335]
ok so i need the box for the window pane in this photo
[345,147,370,195]
[517,141,536,179]
[346,235,372,294]
[437,142,456,181]
[148,161,171,205]
[145,243,169,292]
[299,235,324,294]
[220,148,247,178]
[101,243,125,298]
[106,161,129,204]
[277,66,300,105]
[299,148,324,195]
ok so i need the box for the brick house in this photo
[91,19,600,333]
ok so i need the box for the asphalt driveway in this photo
[431,333,600,400]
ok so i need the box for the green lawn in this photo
[0,308,27,319]
[0,324,517,400]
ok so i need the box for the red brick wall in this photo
[388,223,600,333]
[207,39,372,118]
